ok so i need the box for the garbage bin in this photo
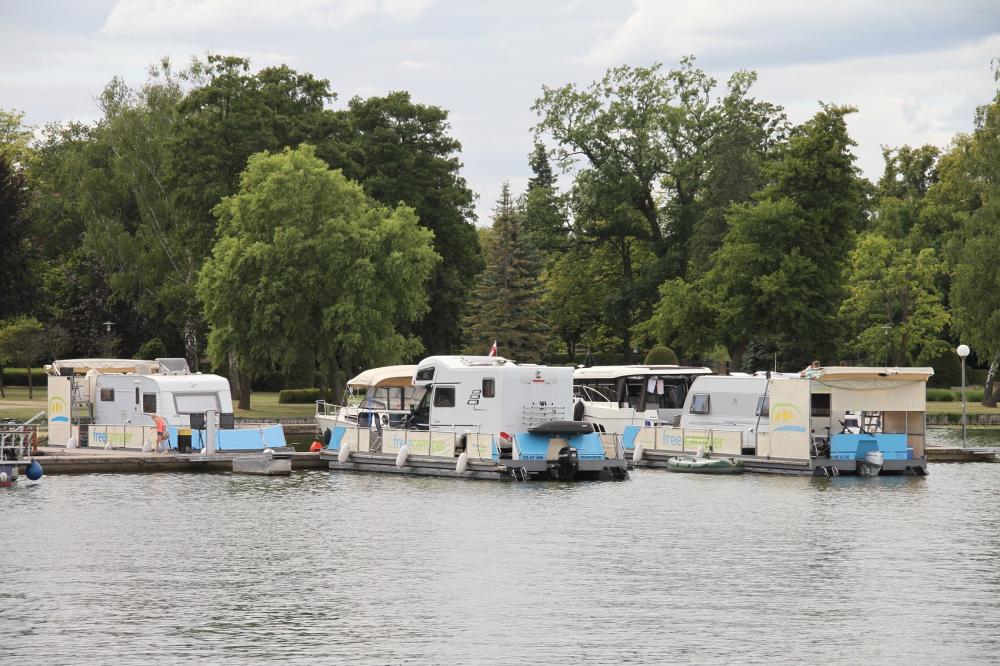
[177,428,192,454]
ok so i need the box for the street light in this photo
[103,321,114,359]
[957,344,970,446]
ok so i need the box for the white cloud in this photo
[101,0,434,35]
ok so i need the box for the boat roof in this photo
[417,355,517,370]
[574,365,713,380]
[347,365,418,389]
[812,366,935,381]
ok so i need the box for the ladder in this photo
[510,466,528,482]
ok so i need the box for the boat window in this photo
[100,388,115,402]
[433,387,455,408]
[646,377,688,409]
[174,393,221,414]
[690,393,710,414]
[811,393,831,418]
[482,378,495,398]
[415,367,435,382]
[756,395,769,416]
[142,393,157,414]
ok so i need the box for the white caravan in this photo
[573,364,714,434]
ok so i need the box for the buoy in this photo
[633,442,644,464]
[0,472,8,484]
[456,451,469,475]
[66,436,78,449]
[395,445,409,468]
[338,441,351,463]
[26,460,43,481]
[309,440,323,453]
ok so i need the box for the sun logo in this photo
[49,397,69,423]
[771,401,805,432]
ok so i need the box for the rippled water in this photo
[4,430,1000,664]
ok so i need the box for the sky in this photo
[2,0,999,223]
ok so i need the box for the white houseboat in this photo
[621,366,932,476]
[316,356,629,481]
[46,358,284,452]
[573,364,714,434]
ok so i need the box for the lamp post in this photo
[103,321,114,358]
[957,344,970,446]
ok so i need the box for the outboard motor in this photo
[550,445,579,480]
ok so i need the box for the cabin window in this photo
[142,393,157,414]
[756,396,769,417]
[415,367,435,382]
[100,388,115,402]
[482,378,495,398]
[690,393,710,415]
[811,393,831,418]
[433,387,455,408]
[135,387,140,405]
[173,393,221,414]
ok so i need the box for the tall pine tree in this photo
[463,183,547,362]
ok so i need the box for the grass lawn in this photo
[0,386,315,421]
[925,401,1000,416]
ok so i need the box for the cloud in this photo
[582,0,1000,67]
[101,0,434,35]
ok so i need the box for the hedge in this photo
[927,387,985,402]
[1,368,49,386]
[278,388,332,404]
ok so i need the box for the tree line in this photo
[2,55,999,405]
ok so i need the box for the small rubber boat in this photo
[666,455,744,474]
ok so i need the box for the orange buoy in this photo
[309,441,323,452]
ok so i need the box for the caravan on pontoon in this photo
[621,366,933,476]
[573,365,714,434]
[45,358,284,452]
[315,355,630,481]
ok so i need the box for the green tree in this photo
[840,234,949,365]
[0,154,35,319]
[654,105,866,369]
[329,91,481,355]
[0,108,33,167]
[0,316,47,398]
[462,183,547,362]
[198,145,439,407]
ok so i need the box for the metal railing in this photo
[0,423,37,461]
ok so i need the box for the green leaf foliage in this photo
[198,145,439,390]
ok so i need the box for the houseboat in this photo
[573,364,713,434]
[621,366,933,476]
[45,358,284,452]
[316,356,629,481]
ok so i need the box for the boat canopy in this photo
[347,365,418,389]
[810,366,934,412]
[45,359,161,375]
[812,366,934,382]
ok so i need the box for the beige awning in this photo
[347,365,418,389]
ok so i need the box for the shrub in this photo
[135,337,168,360]
[2,368,49,386]
[644,345,679,365]
[917,341,962,388]
[278,387,330,404]
[926,388,957,402]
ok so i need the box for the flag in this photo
[488,340,497,357]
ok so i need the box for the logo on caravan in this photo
[49,397,69,423]
[770,402,805,432]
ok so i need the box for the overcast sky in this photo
[2,0,999,223]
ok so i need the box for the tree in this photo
[654,105,866,369]
[328,91,481,355]
[197,145,439,407]
[840,234,949,365]
[462,183,547,362]
[0,108,33,167]
[0,154,34,319]
[0,316,47,398]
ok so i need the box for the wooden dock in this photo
[925,446,997,463]
[30,447,325,474]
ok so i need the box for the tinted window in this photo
[811,393,831,417]
[433,387,455,408]
[174,393,221,414]
[482,378,495,398]
[142,393,157,414]
[415,367,435,382]
[756,396,769,416]
[100,388,114,402]
[690,393,710,415]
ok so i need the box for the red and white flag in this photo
[488,340,497,357]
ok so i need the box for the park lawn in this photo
[926,401,1000,416]
[0,386,315,421]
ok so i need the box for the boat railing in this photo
[0,423,37,461]
[315,400,341,417]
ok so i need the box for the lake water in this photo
[4,428,1000,664]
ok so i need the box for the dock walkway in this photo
[31,447,325,474]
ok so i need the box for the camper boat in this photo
[45,358,285,453]
[621,366,932,476]
[315,356,630,481]
[573,364,713,434]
